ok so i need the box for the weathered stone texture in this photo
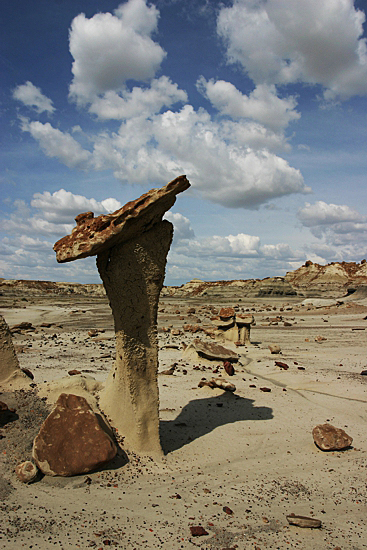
[33,393,117,476]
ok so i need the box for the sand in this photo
[1,292,367,549]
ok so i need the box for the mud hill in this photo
[1,260,367,300]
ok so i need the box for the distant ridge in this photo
[1,260,367,299]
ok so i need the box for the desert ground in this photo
[1,289,367,549]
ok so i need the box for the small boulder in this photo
[33,393,117,476]
[223,361,234,376]
[219,307,235,320]
[268,344,281,354]
[68,369,82,376]
[312,423,353,451]
[15,461,38,483]
[286,514,321,528]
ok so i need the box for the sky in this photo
[1,0,367,286]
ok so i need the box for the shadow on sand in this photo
[160,392,273,454]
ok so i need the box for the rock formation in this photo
[0,315,29,388]
[211,307,254,345]
[33,393,117,476]
[53,176,190,455]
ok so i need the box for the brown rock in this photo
[0,401,8,413]
[312,423,353,451]
[88,329,99,337]
[190,526,208,536]
[286,514,321,528]
[275,361,289,370]
[32,393,117,476]
[15,461,38,483]
[260,387,271,392]
[54,175,190,262]
[68,369,82,376]
[10,322,35,332]
[223,361,235,376]
[223,506,233,515]
[191,339,238,362]
[21,368,34,380]
[219,307,235,320]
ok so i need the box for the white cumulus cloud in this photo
[298,201,362,226]
[13,81,55,114]
[198,78,300,132]
[69,0,166,104]
[89,76,187,120]
[20,120,92,169]
[217,0,367,100]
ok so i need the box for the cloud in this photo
[13,81,55,114]
[217,0,367,100]
[68,0,166,104]
[298,201,362,226]
[88,76,187,119]
[197,78,300,132]
[164,212,195,242]
[20,120,92,169]
[91,104,310,208]
[31,189,122,223]
[297,200,367,255]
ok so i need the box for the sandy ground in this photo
[1,292,367,549]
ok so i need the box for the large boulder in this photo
[0,315,29,388]
[312,423,353,451]
[33,393,117,476]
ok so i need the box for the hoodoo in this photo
[54,176,190,455]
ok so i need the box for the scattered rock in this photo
[268,344,281,354]
[190,526,208,536]
[312,423,353,451]
[223,506,233,515]
[159,364,177,375]
[275,361,289,370]
[33,393,117,476]
[315,335,327,342]
[260,387,271,392]
[68,369,82,376]
[223,361,234,376]
[198,378,236,392]
[15,461,38,483]
[188,339,238,362]
[286,514,321,528]
[21,368,34,380]
[10,322,35,333]
[88,329,99,337]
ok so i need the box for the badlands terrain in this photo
[1,261,367,549]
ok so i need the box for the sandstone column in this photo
[97,221,173,454]
[53,176,190,456]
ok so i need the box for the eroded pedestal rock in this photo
[0,315,29,388]
[53,176,190,455]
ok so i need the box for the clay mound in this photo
[342,284,367,302]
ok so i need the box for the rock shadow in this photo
[160,392,273,454]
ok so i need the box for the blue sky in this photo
[1,0,367,285]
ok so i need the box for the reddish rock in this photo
[275,361,289,370]
[219,307,235,320]
[33,393,117,476]
[223,506,233,515]
[223,361,235,376]
[312,423,353,451]
[68,369,81,376]
[54,175,190,262]
[15,461,38,483]
[260,387,271,392]
[190,526,208,536]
